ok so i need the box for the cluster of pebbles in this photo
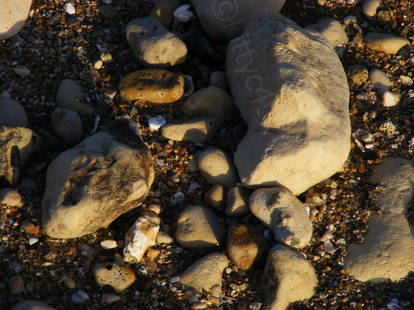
[1,0,414,310]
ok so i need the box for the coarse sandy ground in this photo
[1,0,414,309]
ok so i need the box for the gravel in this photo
[1,0,414,309]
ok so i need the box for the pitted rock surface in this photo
[41,119,154,238]
[344,157,414,282]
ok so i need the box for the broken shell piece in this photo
[123,211,160,263]
[174,4,193,22]
[65,3,76,15]
[148,115,166,131]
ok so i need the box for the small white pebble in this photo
[72,290,89,303]
[100,53,112,62]
[100,240,117,250]
[65,3,76,15]
[225,267,232,274]
[14,66,30,77]
[400,75,413,86]
[382,91,400,107]
[29,237,39,245]
[170,276,180,283]
[148,115,166,131]
[171,192,185,205]
[94,60,103,70]
[174,4,193,22]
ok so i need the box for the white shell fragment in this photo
[174,4,194,22]
[29,237,39,245]
[148,115,166,131]
[65,3,76,15]
[123,212,160,263]
[100,240,117,250]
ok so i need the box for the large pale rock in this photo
[249,186,312,249]
[307,18,348,56]
[225,185,249,216]
[178,252,228,293]
[175,205,226,249]
[226,10,351,194]
[191,0,285,41]
[0,98,28,127]
[94,263,136,293]
[0,126,40,187]
[123,211,160,263]
[120,69,185,103]
[126,17,187,68]
[0,0,32,40]
[41,119,154,238]
[344,158,414,282]
[56,79,95,115]
[161,117,220,143]
[197,148,238,188]
[51,108,82,145]
[183,86,233,124]
[263,245,317,310]
[365,33,410,54]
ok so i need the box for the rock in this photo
[381,91,400,108]
[344,158,414,282]
[205,184,225,208]
[263,245,317,310]
[365,33,410,54]
[227,10,351,195]
[9,275,24,294]
[150,0,178,28]
[197,148,238,188]
[307,18,348,55]
[147,203,161,214]
[0,188,23,207]
[362,0,380,17]
[191,0,286,41]
[347,65,369,86]
[63,277,76,289]
[369,69,392,94]
[102,293,121,304]
[161,117,220,143]
[120,69,185,103]
[94,263,136,293]
[183,86,233,124]
[100,240,117,250]
[0,126,40,187]
[123,211,160,263]
[126,17,187,68]
[209,71,227,90]
[12,300,55,310]
[0,98,28,127]
[51,108,82,145]
[175,205,226,249]
[179,252,228,292]
[41,119,154,238]
[0,0,32,40]
[225,185,249,216]
[156,231,174,244]
[56,79,95,115]
[249,186,312,249]
[227,224,268,270]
